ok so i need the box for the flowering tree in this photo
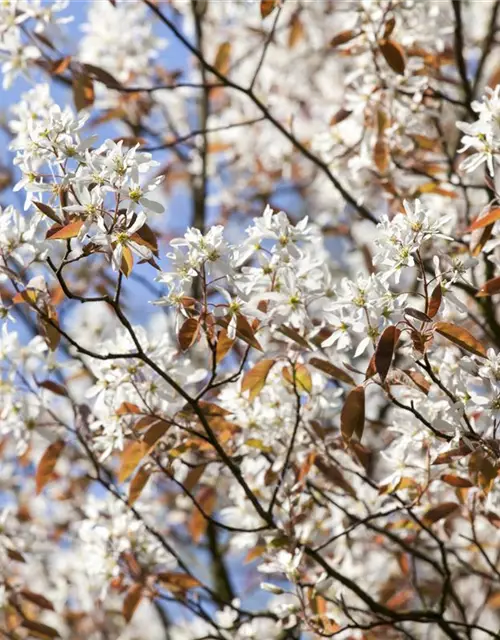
[3,0,500,638]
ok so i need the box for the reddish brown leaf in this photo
[260,0,277,18]
[288,13,305,48]
[469,451,497,493]
[441,474,473,488]
[315,457,356,497]
[188,487,216,542]
[427,283,442,318]
[119,441,149,483]
[309,357,355,385]
[72,72,95,112]
[123,584,142,623]
[36,440,64,495]
[375,326,400,383]
[178,317,200,351]
[20,590,55,611]
[116,402,142,415]
[329,108,352,126]
[132,222,159,256]
[40,308,60,352]
[244,545,266,563]
[282,363,312,394]
[46,220,84,240]
[385,589,413,610]
[276,324,310,349]
[434,322,487,358]
[214,42,231,74]
[477,276,500,297]
[403,370,430,395]
[215,329,235,364]
[157,572,202,592]
[21,619,60,639]
[241,359,276,401]
[82,63,121,89]
[33,200,61,224]
[7,548,26,563]
[235,314,263,351]
[330,29,361,48]
[38,380,68,397]
[374,137,389,173]
[128,467,151,505]
[432,442,472,465]
[379,39,406,74]
[466,207,500,232]
[472,224,494,256]
[487,592,500,608]
[12,289,38,305]
[423,502,459,524]
[341,386,365,443]
[183,465,206,493]
[383,16,396,38]
[50,56,72,75]
[405,307,432,323]
[120,245,134,277]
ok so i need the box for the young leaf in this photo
[214,42,231,74]
[375,326,400,383]
[13,289,38,305]
[38,380,68,397]
[423,502,459,524]
[235,314,263,351]
[178,317,200,351]
[404,307,432,323]
[330,29,361,48]
[188,486,216,542]
[128,467,151,505]
[329,108,352,126]
[116,402,142,415]
[20,590,55,611]
[132,222,159,256]
[309,357,355,385]
[341,386,365,443]
[183,464,206,493]
[260,0,277,18]
[82,63,121,89]
[41,310,60,351]
[427,283,442,317]
[241,359,276,401]
[276,324,311,349]
[50,56,72,75]
[472,224,494,256]
[36,440,65,495]
[434,322,487,358]
[119,441,149,483]
[476,276,500,297]
[294,363,312,394]
[46,220,84,240]
[120,245,134,277]
[379,39,406,74]
[157,572,202,593]
[21,619,60,639]
[123,584,142,623]
[441,474,473,488]
[215,329,234,364]
[374,137,389,173]
[72,72,95,111]
[33,200,61,224]
[314,457,356,497]
[466,207,500,232]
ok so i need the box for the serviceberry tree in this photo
[1,1,500,639]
